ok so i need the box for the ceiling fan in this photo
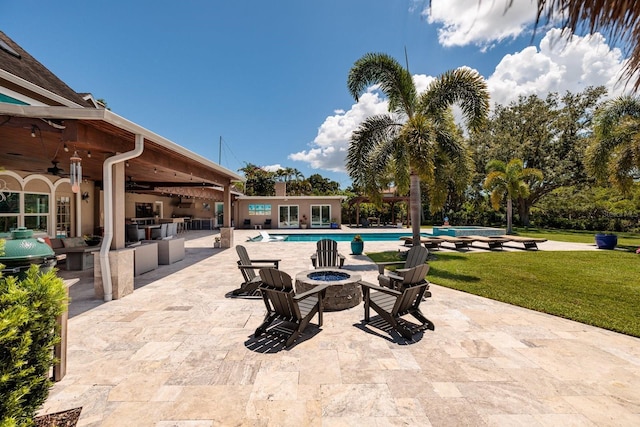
[126,176,151,190]
[47,160,65,176]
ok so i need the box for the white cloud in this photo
[488,29,627,107]
[425,0,538,48]
[261,164,282,172]
[291,27,629,175]
[288,90,389,172]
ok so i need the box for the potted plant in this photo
[330,218,339,229]
[300,215,308,229]
[595,232,617,250]
[83,235,101,246]
[351,234,364,255]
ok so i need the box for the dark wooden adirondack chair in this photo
[376,245,429,289]
[360,263,433,340]
[233,245,280,296]
[255,268,328,348]
[310,238,346,268]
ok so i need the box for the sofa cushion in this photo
[50,238,65,249]
[62,237,87,248]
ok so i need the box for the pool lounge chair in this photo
[467,235,511,250]
[254,268,328,348]
[233,245,281,296]
[311,238,346,268]
[359,264,434,340]
[399,236,443,249]
[498,235,547,250]
[259,231,285,242]
[376,245,429,289]
[437,235,476,250]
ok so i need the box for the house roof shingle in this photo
[0,31,93,107]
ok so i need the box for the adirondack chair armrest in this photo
[386,271,405,281]
[294,283,330,301]
[375,261,404,274]
[250,259,280,268]
[338,253,346,268]
[359,280,402,296]
[237,264,265,270]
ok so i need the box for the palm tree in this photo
[586,95,640,193]
[483,159,543,234]
[346,52,489,245]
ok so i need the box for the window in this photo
[0,192,50,234]
[24,193,49,233]
[248,204,271,216]
[0,192,19,233]
[135,202,154,218]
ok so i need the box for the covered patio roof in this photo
[0,103,244,196]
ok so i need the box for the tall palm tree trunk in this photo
[506,198,513,234]
[410,172,421,246]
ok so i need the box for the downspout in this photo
[99,134,144,301]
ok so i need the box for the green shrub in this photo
[0,265,67,426]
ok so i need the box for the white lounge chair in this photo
[259,231,285,242]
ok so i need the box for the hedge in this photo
[0,264,67,426]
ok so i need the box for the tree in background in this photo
[346,52,489,245]
[238,163,276,196]
[469,87,606,225]
[238,164,341,197]
[484,159,543,234]
[587,95,640,193]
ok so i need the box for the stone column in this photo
[94,248,134,299]
[220,227,234,248]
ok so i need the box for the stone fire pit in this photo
[295,268,362,311]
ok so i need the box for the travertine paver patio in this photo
[44,229,640,426]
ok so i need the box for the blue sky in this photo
[2,1,630,188]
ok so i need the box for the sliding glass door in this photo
[278,205,299,228]
[310,205,331,228]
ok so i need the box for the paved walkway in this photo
[44,229,640,426]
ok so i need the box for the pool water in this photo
[265,232,413,242]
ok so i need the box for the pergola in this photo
[348,192,411,227]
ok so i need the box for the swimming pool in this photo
[259,232,414,242]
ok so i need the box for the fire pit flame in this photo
[307,271,350,281]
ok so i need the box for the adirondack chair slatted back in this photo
[316,239,339,268]
[404,245,428,268]
[236,245,256,283]
[393,264,430,315]
[399,262,430,285]
[259,268,302,321]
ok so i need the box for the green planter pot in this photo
[351,241,363,255]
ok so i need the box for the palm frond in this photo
[417,68,490,132]
[347,52,417,117]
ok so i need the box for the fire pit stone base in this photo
[295,268,362,311]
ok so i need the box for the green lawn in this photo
[513,227,640,250]
[367,250,640,337]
